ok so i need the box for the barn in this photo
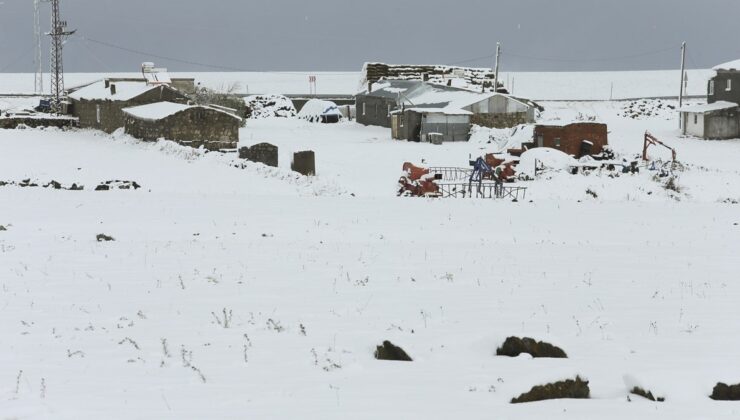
[68,79,189,133]
[122,102,241,151]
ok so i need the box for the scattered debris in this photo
[710,382,740,401]
[511,376,590,404]
[0,179,84,191]
[96,234,115,242]
[619,99,675,120]
[374,341,412,362]
[496,336,568,358]
[630,386,665,402]
[95,180,142,191]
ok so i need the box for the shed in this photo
[297,99,343,123]
[680,101,739,139]
[532,122,609,158]
[69,80,189,133]
[122,102,241,151]
[392,108,472,143]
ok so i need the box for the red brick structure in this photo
[533,123,608,158]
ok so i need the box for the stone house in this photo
[531,122,609,158]
[708,60,740,105]
[68,79,189,133]
[679,59,740,139]
[357,80,538,142]
[122,102,241,151]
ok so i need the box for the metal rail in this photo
[437,182,527,200]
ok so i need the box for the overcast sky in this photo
[1,0,738,73]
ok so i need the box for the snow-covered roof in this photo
[122,102,242,121]
[679,101,738,113]
[713,59,740,72]
[404,107,473,116]
[68,80,161,101]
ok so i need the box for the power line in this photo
[77,36,356,75]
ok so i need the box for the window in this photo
[554,138,561,147]
[96,105,101,124]
[709,80,715,96]
[727,79,733,92]
[694,115,698,125]
[387,104,391,117]
[362,103,366,116]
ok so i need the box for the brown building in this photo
[122,102,241,151]
[532,122,608,158]
[68,80,189,133]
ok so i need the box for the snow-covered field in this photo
[2,72,740,419]
[0,69,714,100]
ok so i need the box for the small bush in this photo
[0,225,6,231]
[511,376,590,404]
[710,382,740,401]
[374,341,412,362]
[630,386,664,402]
[497,337,567,358]
[96,234,115,242]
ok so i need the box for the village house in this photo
[68,79,189,133]
[680,59,740,139]
[356,80,538,143]
[122,102,241,151]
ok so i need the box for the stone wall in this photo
[0,116,78,129]
[356,95,396,127]
[124,108,240,151]
[471,112,532,129]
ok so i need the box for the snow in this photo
[679,101,738,113]
[405,107,473,116]
[68,80,160,102]
[518,147,578,177]
[712,59,740,72]
[2,72,740,419]
[121,102,191,120]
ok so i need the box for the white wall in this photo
[683,112,705,138]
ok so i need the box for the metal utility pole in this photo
[678,42,686,128]
[47,0,75,112]
[33,0,43,94]
[493,42,501,93]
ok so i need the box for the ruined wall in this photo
[534,123,608,157]
[124,108,239,151]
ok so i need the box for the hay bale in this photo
[96,234,115,242]
[511,376,590,404]
[374,341,412,362]
[630,386,664,402]
[710,382,740,401]
[497,337,567,358]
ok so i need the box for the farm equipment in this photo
[643,131,677,162]
[398,157,526,200]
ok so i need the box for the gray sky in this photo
[1,0,738,73]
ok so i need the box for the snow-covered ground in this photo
[1,75,740,419]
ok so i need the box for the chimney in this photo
[104,79,110,88]
[110,84,116,95]
[422,73,430,82]
[368,81,373,93]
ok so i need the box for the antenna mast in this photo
[47,0,75,112]
[34,0,43,94]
